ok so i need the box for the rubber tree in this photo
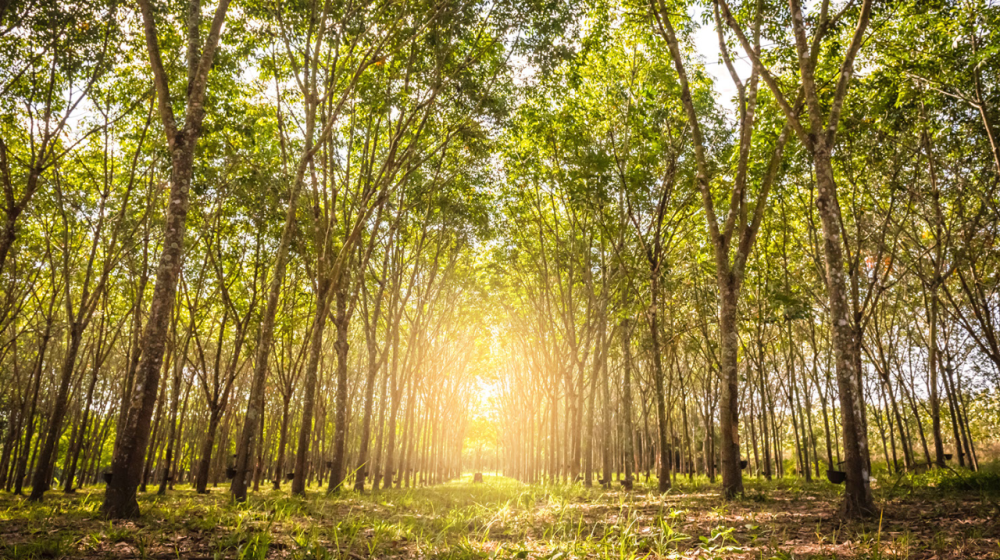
[719,0,877,517]
[102,0,231,519]
[650,0,795,499]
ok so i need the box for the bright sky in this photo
[690,6,753,118]
[511,7,754,113]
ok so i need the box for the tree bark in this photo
[14,292,56,495]
[814,146,875,516]
[195,407,223,493]
[292,276,333,495]
[354,335,381,491]
[621,320,635,484]
[29,323,85,500]
[927,290,946,467]
[64,344,102,493]
[328,286,351,492]
[103,0,230,518]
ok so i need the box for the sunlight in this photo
[2,0,996,555]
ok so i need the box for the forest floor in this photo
[1,470,998,560]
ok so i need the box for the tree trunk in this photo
[65,354,101,493]
[601,333,612,485]
[371,336,392,491]
[649,284,672,493]
[30,326,85,500]
[621,320,635,484]
[354,311,382,491]
[195,407,222,494]
[292,275,333,495]
[813,147,874,517]
[14,312,54,495]
[927,292,946,468]
[328,286,351,492]
[759,354,771,480]
[102,0,231,506]
[382,377,402,489]
[584,322,603,486]
[717,286,742,495]
[272,395,291,489]
[159,367,188,495]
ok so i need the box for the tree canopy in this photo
[1,0,998,527]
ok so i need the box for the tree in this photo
[103,0,232,519]
[650,0,796,498]
[719,0,877,517]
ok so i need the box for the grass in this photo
[0,470,995,559]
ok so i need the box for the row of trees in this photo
[489,0,999,518]
[0,0,997,522]
[0,0,576,518]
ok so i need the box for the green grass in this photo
[0,471,992,559]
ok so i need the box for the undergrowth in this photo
[0,470,992,559]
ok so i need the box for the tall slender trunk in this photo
[118,267,148,431]
[141,373,169,493]
[158,329,188,495]
[748,383,759,477]
[786,322,806,479]
[940,353,965,467]
[803,366,819,478]
[955,372,978,470]
[253,402,266,491]
[159,364,188,495]
[292,277,333,495]
[549,383,558,482]
[649,281,672,492]
[813,146,874,516]
[354,315,382,491]
[887,380,912,470]
[584,323,603,486]
[195,407,222,494]
[0,405,20,489]
[382,367,401,488]
[29,321,85,500]
[328,286,351,492]
[681,371,694,481]
[927,292,945,467]
[14,311,54,495]
[601,325,612,485]
[717,286,742,495]
[621,320,635,484]
[758,352,771,480]
[371,337,391,491]
[65,353,101,493]
[272,396,291,489]
[104,0,230,517]
[903,377,932,465]
[399,379,418,488]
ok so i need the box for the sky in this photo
[56,7,754,150]
[689,5,754,118]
